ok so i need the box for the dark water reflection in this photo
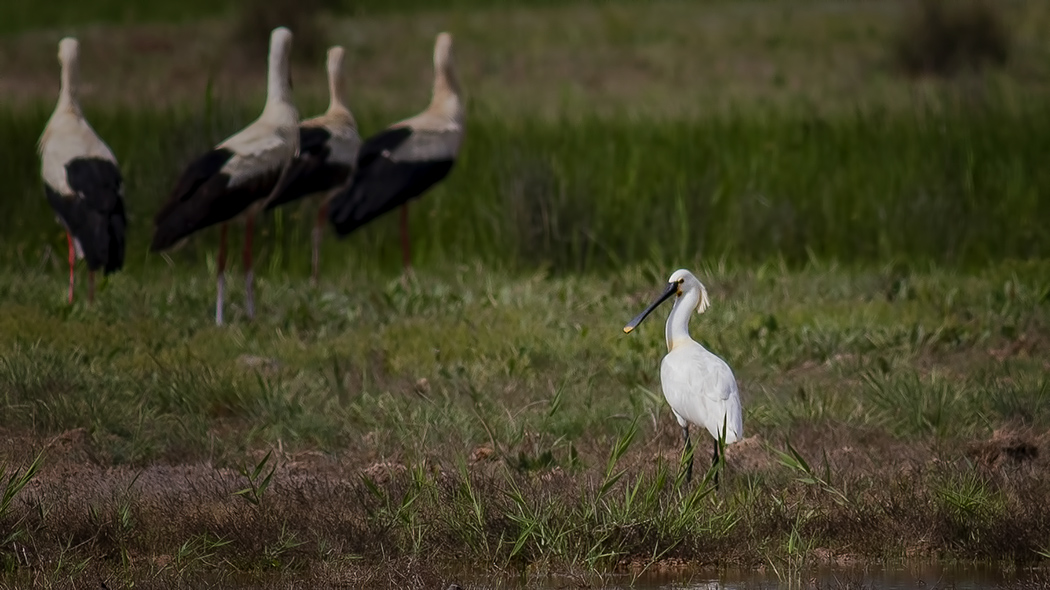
[624,563,1027,589]
[11,562,1038,589]
[463,563,1046,590]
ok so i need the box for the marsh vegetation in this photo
[1,0,1049,588]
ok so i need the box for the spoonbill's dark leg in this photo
[682,425,694,484]
[87,271,95,305]
[712,437,721,489]
[243,213,256,320]
[399,204,411,270]
[66,232,75,304]
[216,223,228,326]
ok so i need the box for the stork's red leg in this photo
[399,204,411,270]
[87,271,95,305]
[243,214,255,320]
[66,232,75,304]
[312,202,327,287]
[216,223,228,326]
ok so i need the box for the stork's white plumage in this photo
[624,269,743,485]
[151,27,299,325]
[39,37,127,305]
[328,32,464,270]
[265,45,361,285]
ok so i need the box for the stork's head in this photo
[623,269,710,334]
[270,27,293,57]
[56,37,82,101]
[269,27,294,92]
[326,46,345,80]
[427,31,462,124]
[434,32,454,72]
[58,37,79,69]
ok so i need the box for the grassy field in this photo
[1,262,1049,588]
[3,1,1050,113]
[2,2,1050,274]
[0,0,587,35]
[3,102,1050,275]
[2,0,1050,588]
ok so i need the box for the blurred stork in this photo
[623,269,743,485]
[150,27,299,325]
[39,37,127,305]
[265,46,361,286]
[328,32,463,271]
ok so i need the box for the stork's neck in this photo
[665,290,698,351]
[325,69,350,118]
[57,59,81,115]
[264,51,292,111]
[428,60,463,124]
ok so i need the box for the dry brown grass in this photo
[232,0,339,65]
[893,0,1011,77]
[3,417,1049,587]
[2,3,1050,586]
[2,1,1050,118]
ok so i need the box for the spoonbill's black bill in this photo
[623,281,679,333]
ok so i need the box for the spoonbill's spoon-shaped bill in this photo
[623,280,680,333]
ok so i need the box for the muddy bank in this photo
[3,422,1049,588]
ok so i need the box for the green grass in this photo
[0,0,616,35]
[3,97,1050,276]
[0,262,1048,586]
[5,1,1050,113]
[0,0,234,34]
[3,0,1050,586]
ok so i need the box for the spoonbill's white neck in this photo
[665,287,701,351]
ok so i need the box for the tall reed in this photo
[2,94,1047,277]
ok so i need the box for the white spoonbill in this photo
[623,269,743,484]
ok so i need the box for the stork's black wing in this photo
[151,148,280,251]
[45,157,126,274]
[327,126,454,236]
[265,126,350,210]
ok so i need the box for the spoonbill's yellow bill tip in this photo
[622,326,633,334]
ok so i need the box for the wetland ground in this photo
[2,0,1050,587]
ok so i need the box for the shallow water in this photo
[626,563,1019,589]
[460,563,1042,590]
[7,562,1038,589]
